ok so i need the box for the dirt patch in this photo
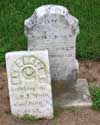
[0,60,100,125]
[79,60,100,86]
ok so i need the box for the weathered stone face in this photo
[6,51,53,119]
[24,5,79,84]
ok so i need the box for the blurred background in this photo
[0,0,100,65]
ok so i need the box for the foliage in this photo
[21,114,36,121]
[89,86,100,110]
[0,0,100,65]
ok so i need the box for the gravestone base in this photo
[53,79,92,107]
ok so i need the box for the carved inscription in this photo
[6,51,53,119]
[25,5,79,81]
[11,56,47,84]
[10,84,53,117]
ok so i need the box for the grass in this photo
[0,0,100,65]
[90,86,100,110]
[21,114,37,121]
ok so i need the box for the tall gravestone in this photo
[24,5,79,87]
[6,51,53,119]
[24,5,92,107]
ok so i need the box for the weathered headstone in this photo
[6,51,53,119]
[24,5,92,107]
[25,5,79,86]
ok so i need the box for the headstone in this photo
[24,5,79,86]
[6,51,53,119]
[24,5,92,108]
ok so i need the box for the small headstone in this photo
[6,51,53,119]
[25,5,79,86]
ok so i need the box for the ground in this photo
[0,60,100,125]
[0,1,100,125]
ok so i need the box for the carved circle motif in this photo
[21,66,36,79]
[11,56,47,84]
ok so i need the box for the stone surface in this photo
[53,79,92,107]
[24,5,79,86]
[6,51,53,119]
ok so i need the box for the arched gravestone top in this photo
[24,5,79,83]
[25,5,79,37]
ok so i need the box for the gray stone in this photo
[24,5,92,108]
[6,51,53,119]
[53,79,92,107]
[24,5,79,86]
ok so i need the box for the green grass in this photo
[0,0,100,65]
[21,114,37,121]
[90,86,100,110]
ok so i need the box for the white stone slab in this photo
[24,5,79,86]
[6,51,53,119]
[53,79,92,107]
